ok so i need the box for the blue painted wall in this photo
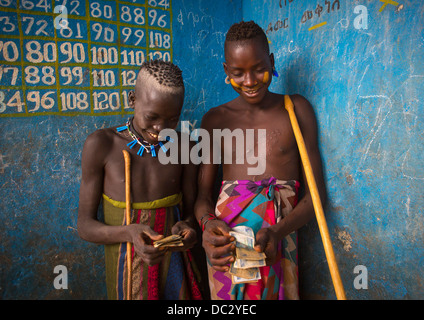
[0,0,241,299]
[244,0,424,299]
[1,0,423,300]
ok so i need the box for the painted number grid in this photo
[0,0,173,117]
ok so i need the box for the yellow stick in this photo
[122,150,132,300]
[284,95,346,300]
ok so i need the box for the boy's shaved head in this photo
[224,20,269,55]
[136,59,184,96]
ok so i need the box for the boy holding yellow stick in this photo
[195,21,327,300]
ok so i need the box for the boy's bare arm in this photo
[77,130,131,245]
[193,110,221,224]
[195,162,235,271]
[194,164,215,222]
[169,149,199,251]
[256,94,327,258]
[181,141,199,222]
[194,111,235,271]
[77,130,166,264]
[287,94,326,226]
[293,94,327,203]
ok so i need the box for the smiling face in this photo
[127,72,183,144]
[131,85,183,144]
[128,60,185,144]
[224,37,274,105]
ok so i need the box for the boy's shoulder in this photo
[85,126,119,144]
[271,92,315,119]
[82,126,123,158]
[204,102,229,116]
[200,100,238,129]
[289,94,311,109]
[288,94,316,120]
[268,92,311,112]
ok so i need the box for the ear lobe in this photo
[223,62,228,74]
[128,90,135,109]
[269,53,275,69]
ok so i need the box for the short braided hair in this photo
[225,20,269,55]
[137,59,184,95]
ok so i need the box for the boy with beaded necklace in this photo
[195,21,326,300]
[77,60,202,300]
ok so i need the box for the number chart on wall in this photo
[0,0,172,117]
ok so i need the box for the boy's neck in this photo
[239,90,276,110]
[129,118,149,143]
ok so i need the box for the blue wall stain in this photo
[243,0,424,299]
[1,0,423,300]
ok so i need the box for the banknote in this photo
[232,226,255,238]
[232,274,262,284]
[229,230,255,248]
[229,263,260,279]
[153,234,183,248]
[235,247,266,261]
[229,226,266,283]
[154,234,181,244]
[233,258,266,269]
[230,264,261,284]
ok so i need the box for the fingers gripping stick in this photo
[123,150,132,300]
[284,95,346,300]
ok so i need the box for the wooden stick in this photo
[122,150,132,300]
[284,95,346,300]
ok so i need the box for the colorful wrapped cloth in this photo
[208,177,300,300]
[102,193,202,300]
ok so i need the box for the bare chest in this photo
[103,142,182,202]
[216,110,297,158]
[214,108,300,180]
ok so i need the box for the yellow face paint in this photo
[262,71,269,84]
[230,78,242,89]
[230,71,270,90]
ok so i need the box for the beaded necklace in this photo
[116,117,173,157]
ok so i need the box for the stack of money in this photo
[153,234,184,248]
[229,226,266,284]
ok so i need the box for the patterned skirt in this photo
[102,193,202,300]
[208,177,300,300]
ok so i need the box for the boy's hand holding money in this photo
[170,220,197,251]
[228,226,267,284]
[202,219,236,272]
[254,227,279,266]
[128,224,167,266]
